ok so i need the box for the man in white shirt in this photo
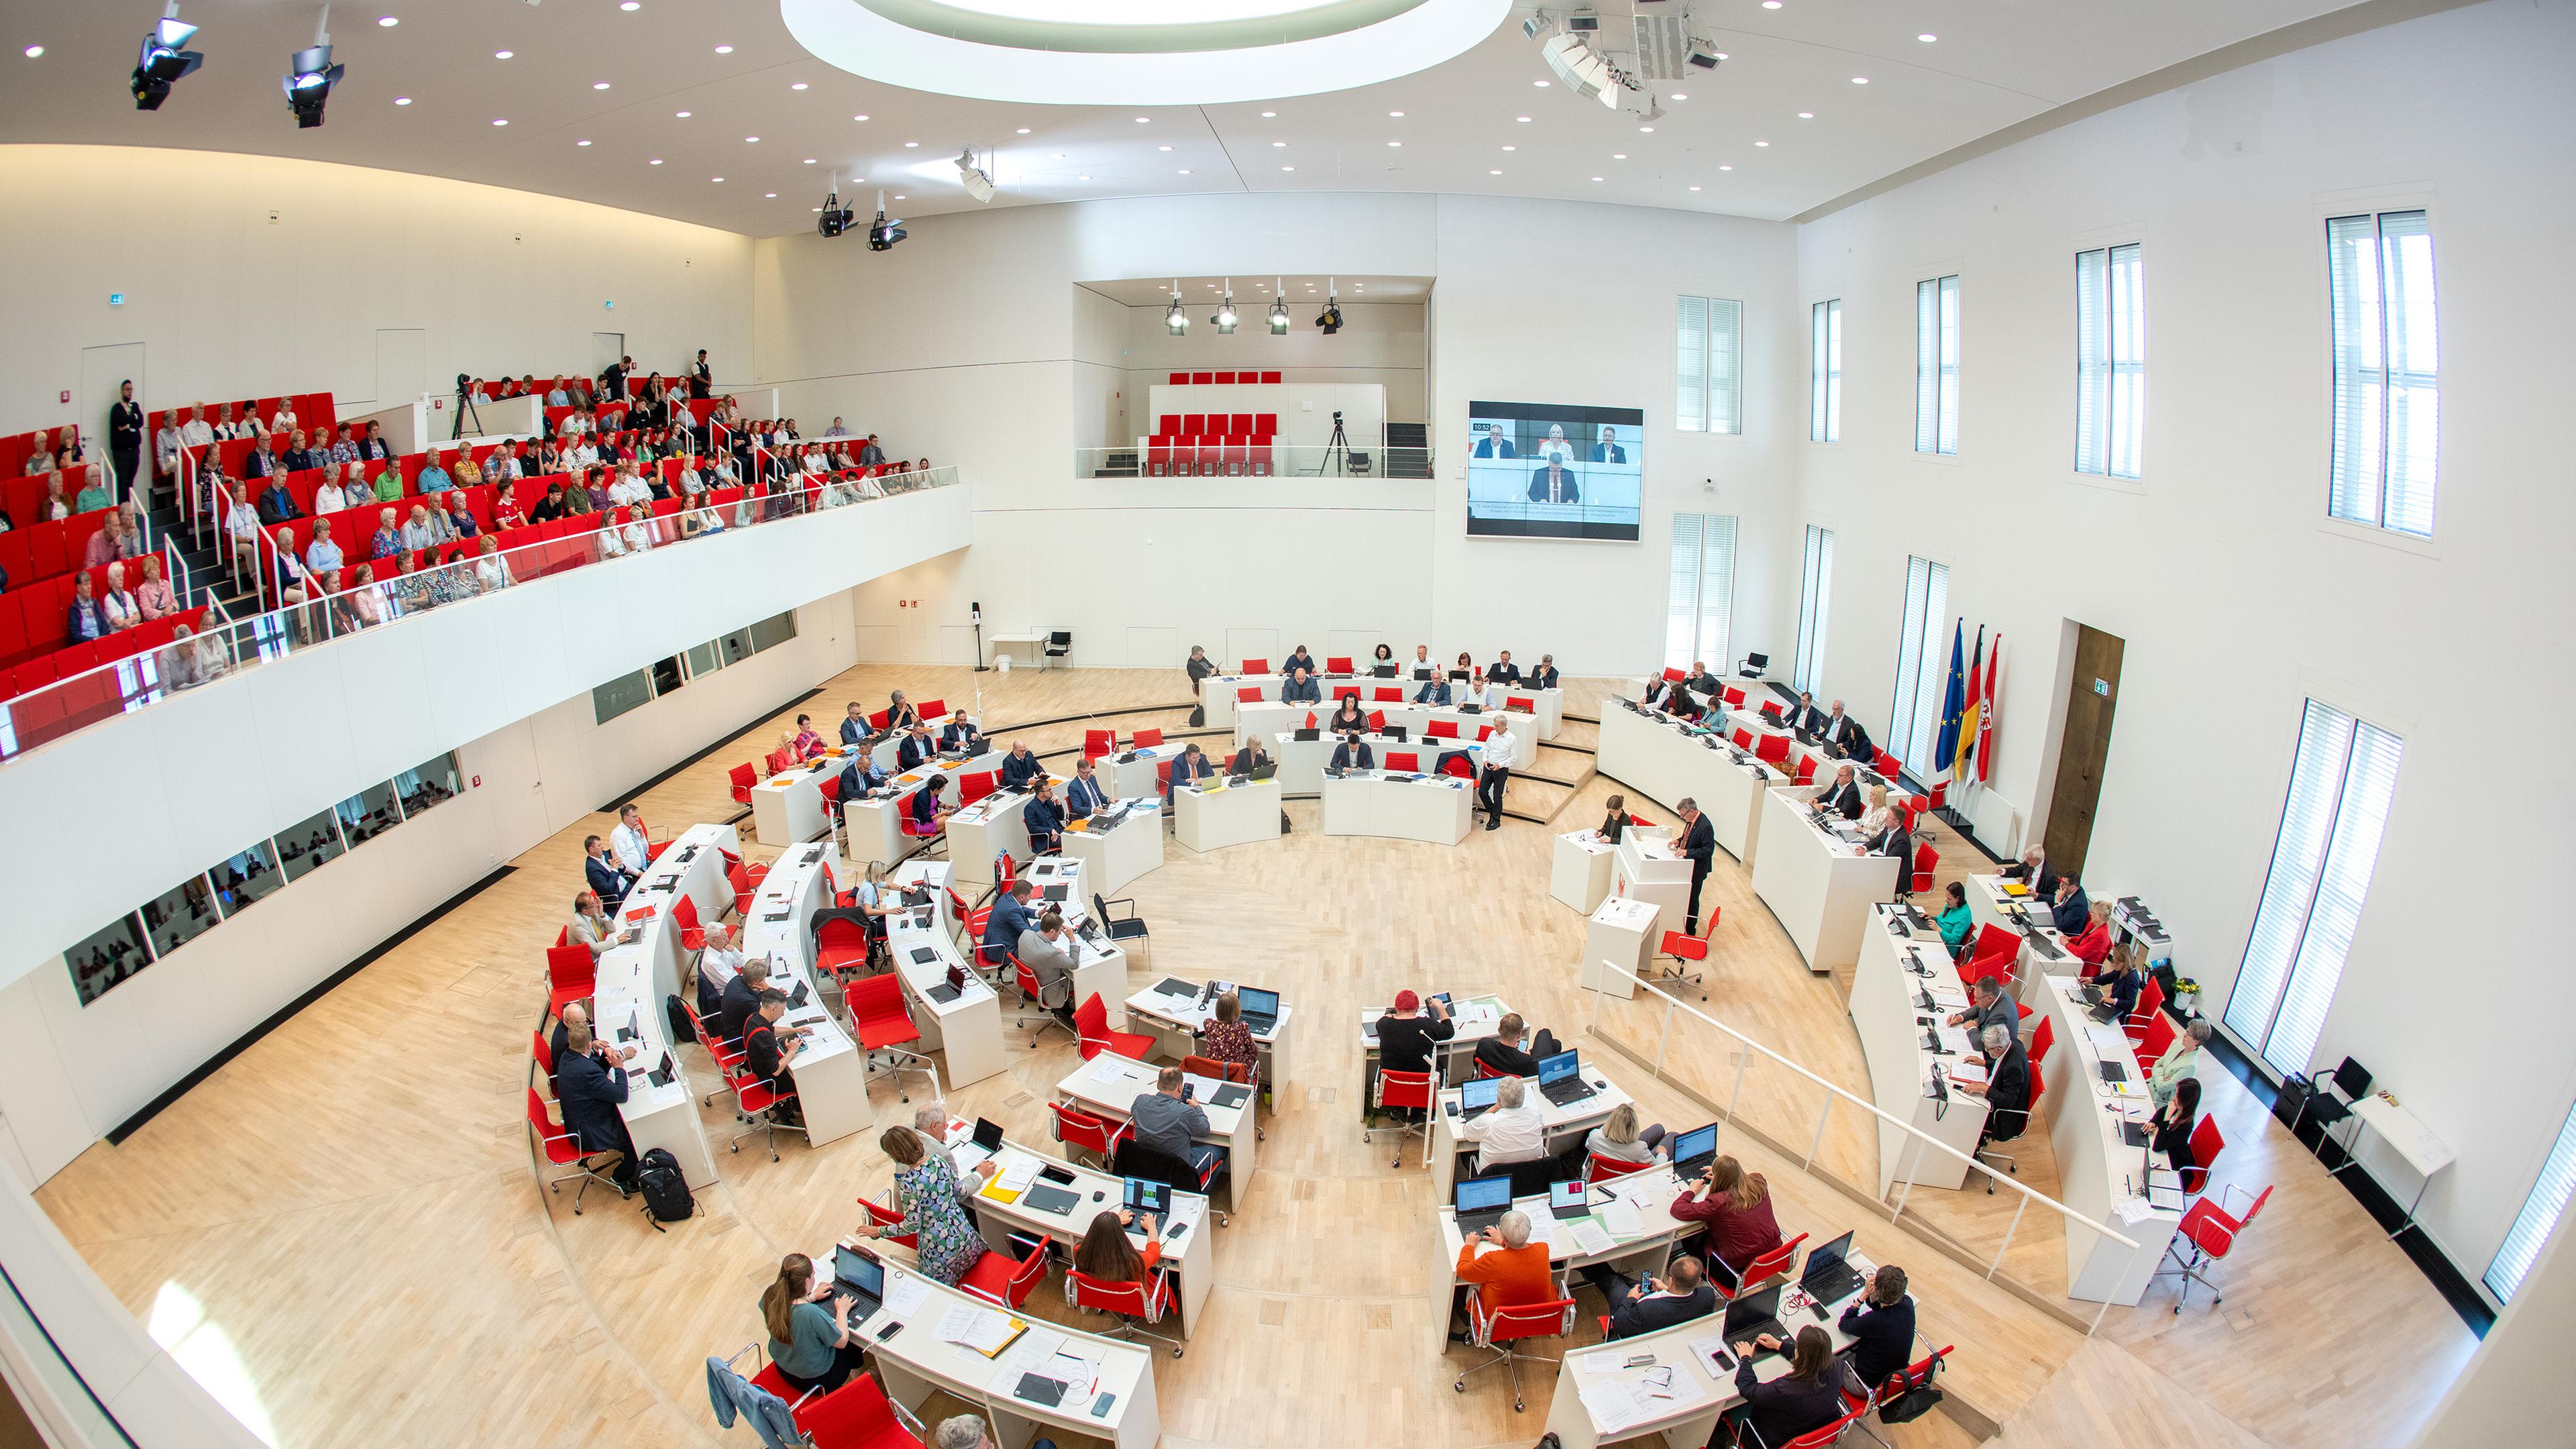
[1458,1075,1548,1171]
[1476,722,1515,830]
[698,922,744,997]
[558,409,590,439]
[178,407,214,449]
[607,803,651,874]
[608,466,651,510]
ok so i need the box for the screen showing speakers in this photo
[1464,401,1643,541]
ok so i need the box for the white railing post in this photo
[1889,1136,1926,1220]
[1989,1195,2029,1280]
[1652,995,1676,1076]
[1805,1092,1832,1171]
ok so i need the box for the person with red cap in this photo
[1371,989,1453,1122]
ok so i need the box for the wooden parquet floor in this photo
[33,665,2471,1449]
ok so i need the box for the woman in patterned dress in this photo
[853,1126,995,1285]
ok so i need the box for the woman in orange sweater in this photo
[1452,1210,1556,1342]
[1073,1207,1166,1284]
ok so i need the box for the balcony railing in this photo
[0,467,960,763]
[1075,445,1434,480]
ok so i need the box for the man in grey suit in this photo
[1017,909,1078,1027]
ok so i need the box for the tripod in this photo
[451,384,483,441]
[1313,413,1348,477]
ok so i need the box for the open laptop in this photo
[1236,985,1282,1035]
[1454,1075,1503,1120]
[1536,1049,1597,1107]
[1454,1175,1514,1235]
[1668,1122,1719,1181]
[829,1245,888,1320]
[968,1117,1006,1155]
[1122,1178,1170,1215]
[1722,1282,1790,1362]
[1548,1178,1591,1221]
[1800,1229,1864,1305]
[1248,759,1279,782]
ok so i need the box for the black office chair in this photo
[1113,1137,1228,1226]
[2296,1055,2372,1155]
[1737,651,1769,678]
[1501,1156,1562,1201]
[1093,891,1151,962]
[1044,630,1073,662]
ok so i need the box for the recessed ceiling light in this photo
[1016,127,1030,134]
[712,176,724,182]
[1613,152,1626,158]
[620,1,639,10]
[1389,110,1403,117]
[745,136,759,142]
[20,45,40,58]
[1271,140,1286,147]
[1917,32,1937,42]
[1387,140,1400,147]
[675,110,690,117]
[904,140,918,147]
[1755,140,1769,146]
[854,114,869,121]
[1079,173,1091,179]
[1517,115,1532,122]
[593,81,611,89]
[1762,0,1779,7]
[1798,111,1814,119]
[1489,168,1502,175]
[394,96,411,105]
[1533,79,1549,87]
[494,50,513,59]
[577,138,590,145]
[1282,165,1294,170]
[894,194,905,199]
[792,82,808,90]
[1592,176,1603,181]
[1715,52,1727,58]
[650,158,663,164]
[376,15,398,27]
[1689,185,1701,191]
[1135,116,1149,122]
[492,118,509,126]
[1851,76,1868,83]
[1638,125,1654,132]
[714,44,733,53]
[1158,144,1173,151]
[1719,164,1731,170]
[804,157,816,164]
[765,192,776,197]
[1670,93,1686,101]
[1261,110,1276,117]
[1502,145,1515,151]
[1179,168,1191,174]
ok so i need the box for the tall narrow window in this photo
[1792,525,1833,692]
[1676,295,1744,435]
[1886,555,1949,772]
[1664,514,1738,670]
[2328,211,2438,536]
[2075,243,2144,478]
[2489,1099,2576,1303]
[2222,701,2404,1077]
[1809,300,1842,442]
[1915,276,1959,455]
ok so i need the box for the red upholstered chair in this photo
[726,1063,808,1160]
[1364,1069,1436,1165]
[857,1194,916,1249]
[529,1028,556,1085]
[545,946,596,1020]
[846,972,935,1101]
[1507,696,1536,714]
[525,1087,623,1212]
[1183,413,1207,436]
[1792,757,1818,786]
[1456,1293,1577,1412]
[1728,1231,1807,1300]
[958,1231,1054,1311]
[1756,733,1790,764]
[1242,657,1268,674]
[1440,755,1474,782]
[2133,1011,2178,1071]
[899,795,947,856]
[1236,685,1264,703]
[918,698,948,720]
[2180,1117,2224,1196]
[1650,928,1709,1000]
[1326,655,1354,673]
[1084,729,1116,758]
[798,1373,928,1449]
[1723,686,1746,708]
[2157,1183,2269,1310]
[1368,710,1387,731]
[1586,1153,1655,1186]
[1664,667,1686,682]
[1874,749,1905,778]
[1132,727,1163,747]
[1049,1099,1131,1168]
[1075,992,1156,1061]
[2125,977,2166,1041]
[1427,720,1458,739]
[729,763,757,809]
[1911,843,1939,896]
[1470,1057,1512,1081]
[1069,1269,1183,1356]
[1255,409,1278,431]
[1862,1344,1953,1419]
[1971,922,2021,965]
[745,1364,822,1430]
[1384,751,1417,771]
[2027,1014,2055,1065]
[959,771,997,805]
[813,912,870,979]
[1732,727,1755,749]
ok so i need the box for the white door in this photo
[592,331,625,377]
[373,328,427,410]
[78,343,146,494]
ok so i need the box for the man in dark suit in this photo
[1813,765,1865,820]
[1328,734,1375,772]
[1529,655,1561,689]
[1281,667,1322,704]
[109,380,144,494]
[2001,848,2059,897]
[998,741,1044,792]
[1412,675,1452,706]
[896,723,938,773]
[1676,798,1717,934]
[838,751,889,803]
[1593,1256,1715,1341]
[1164,743,1216,802]
[1024,780,1066,855]
[1784,691,1827,733]
[1065,757,1110,819]
[716,958,769,1045]
[1820,700,1871,759]
[1527,458,1580,504]
[1589,425,1627,464]
[839,701,872,749]
[583,834,634,908]
[555,1021,641,1189]
[983,880,1035,973]
[1471,422,1515,459]
[1837,1267,1917,1390]
[690,350,713,399]
[1487,651,1523,686]
[1963,1024,2031,1149]
[1867,816,1914,901]
[2049,876,2090,935]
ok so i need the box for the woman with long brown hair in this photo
[1718,1324,1854,1447]
[1071,1206,1164,1286]
[760,1252,863,1395]
[1668,1155,1784,1289]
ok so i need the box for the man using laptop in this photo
[1129,1065,1224,1178]
[1813,763,1866,820]
[1470,1013,1561,1078]
[1016,909,1077,1028]
[1456,1076,1548,1173]
[1328,732,1375,773]
[999,739,1045,792]
[1586,1254,1717,1341]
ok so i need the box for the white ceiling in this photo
[0,0,2367,237]
[1080,275,1431,306]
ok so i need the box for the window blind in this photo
[2224,703,2349,1052]
[2109,243,2145,478]
[1794,525,1833,693]
[2489,1099,2576,1303]
[1695,513,1736,670]
[2260,718,2401,1077]
[2380,213,2438,536]
[1904,561,1949,772]
[1889,555,1931,757]
[1676,296,1743,436]
[2328,211,2437,537]
[1676,295,1711,434]
[1665,515,1704,669]
[2076,248,2108,474]
[1809,301,1843,443]
[1914,281,1941,453]
[1936,276,1960,455]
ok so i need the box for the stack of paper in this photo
[936,1304,1026,1357]
[1578,1379,1649,1433]
[2084,1025,2132,1057]
[1597,1198,1646,1240]
[1564,1218,1615,1256]
[882,1273,933,1319]
[1689,1334,1733,1377]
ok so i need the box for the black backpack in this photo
[665,994,696,1044]
[1874,1351,1945,1424]
[637,1148,694,1230]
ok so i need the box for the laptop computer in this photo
[969,1118,1006,1155]
[830,1245,888,1320]
[1536,1049,1597,1106]
[1454,1075,1503,1120]
[1801,1230,1864,1304]
[1123,1178,1171,1215]
[1236,985,1282,1034]
[1723,1283,1790,1362]
[1041,883,1069,904]
[1249,760,1278,782]
[1548,1178,1591,1220]
[1454,1175,1514,1235]
[1668,1122,1719,1181]
[1293,728,1320,742]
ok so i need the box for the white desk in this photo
[984,630,1052,668]
[2341,1091,2455,1241]
[1199,670,1562,736]
[749,749,861,847]
[1173,779,1281,853]
[2031,973,2182,1303]
[1611,830,1693,940]
[1056,1053,1258,1212]
[1123,977,1297,1111]
[1322,769,1475,845]
[1849,906,1986,1192]
[852,1258,1160,1449]
[1428,1169,1703,1356]
[889,859,955,936]
[1361,995,1510,1106]
[947,771,1067,889]
[1061,796,1165,897]
[885,908,1008,1089]
[1750,787,1902,975]
[1551,830,1619,914]
[1967,873,2081,984]
[1582,895,1661,998]
[1238,699,1536,768]
[733,838,873,1148]
[841,748,999,867]
[944,1126,1216,1338]
[1275,729,1485,796]
[1430,1065,1633,1199]
[589,824,737,1189]
[1597,702,1784,866]
[1097,742,1190,801]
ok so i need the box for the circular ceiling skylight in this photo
[780,0,1507,105]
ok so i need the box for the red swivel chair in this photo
[2157,1183,2269,1311]
[1470,1057,1512,1081]
[958,1231,1054,1311]
[1585,1154,1655,1187]
[1727,1232,1808,1300]
[1440,755,1475,783]
[1455,1292,1576,1412]
[812,912,871,980]
[1084,729,1116,758]
[1427,719,1459,740]
[1970,923,2022,967]
[899,792,947,857]
[530,1028,556,1086]
[1911,843,1939,896]
[856,1194,916,1249]
[1792,756,1819,788]
[1732,727,1756,749]
[1373,687,1402,703]
[728,864,757,918]
[684,1002,745,1104]
[962,905,1001,975]
[1242,657,1268,675]
[2133,1012,2178,1071]
[2125,977,2167,1042]
[1364,1069,1435,1165]
[1069,1269,1183,1358]
[1874,749,1906,779]
[726,1063,808,1161]
[1507,695,1536,715]
[1075,991,1156,1061]
[744,1361,821,1432]
[2027,1014,2055,1066]
[525,1087,623,1212]
[729,763,757,811]
[1385,751,1418,772]
[1977,1060,2044,1191]
[1725,1399,1872,1449]
[1723,686,1747,708]
[1236,685,1264,704]
[846,973,935,1101]
[545,945,596,1020]
[1652,928,1709,1000]
[1049,1099,1131,1168]
[1132,727,1163,748]
[815,771,843,820]
[2180,1118,2224,1196]
[1326,655,1354,673]
[1014,956,1074,1046]
[798,1372,928,1449]
[1755,733,1790,765]
[959,771,997,805]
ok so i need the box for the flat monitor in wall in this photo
[1464,400,1644,542]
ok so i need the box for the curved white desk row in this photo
[1201,671,1564,737]
[841,747,1000,866]
[1849,905,1988,1193]
[1321,769,1476,845]
[1595,702,1783,861]
[1748,786,1902,975]
[1234,699,1537,768]
[941,1122,1217,1339]
[586,823,740,1189]
[734,837,873,1148]
[1271,729,1485,796]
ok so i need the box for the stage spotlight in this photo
[1268,278,1290,335]
[131,3,203,112]
[1212,280,1237,334]
[1165,282,1187,335]
[1521,9,1549,40]
[1542,32,1637,108]
[1315,280,1342,335]
[865,189,906,250]
[954,147,995,203]
[282,9,343,129]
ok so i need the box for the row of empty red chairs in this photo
[1165,371,1281,385]
[1158,412,1278,437]
[1145,437,1275,477]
